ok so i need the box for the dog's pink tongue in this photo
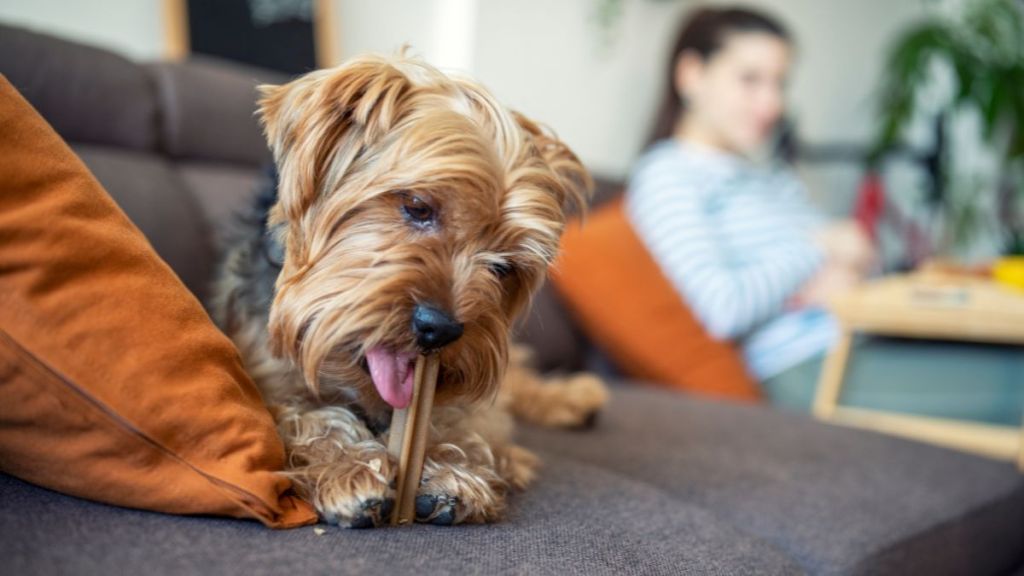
[365,346,417,409]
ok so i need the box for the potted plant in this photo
[872,0,1024,264]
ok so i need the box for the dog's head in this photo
[257,53,589,415]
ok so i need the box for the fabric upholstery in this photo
[4,386,1023,574]
[519,387,1024,575]
[552,199,760,400]
[513,283,585,373]
[175,161,266,247]
[0,24,158,151]
[0,77,314,529]
[148,58,283,166]
[0,456,801,575]
[72,145,216,302]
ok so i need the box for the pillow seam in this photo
[0,328,294,525]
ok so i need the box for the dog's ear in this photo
[511,112,592,218]
[257,58,412,223]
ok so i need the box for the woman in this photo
[626,7,874,405]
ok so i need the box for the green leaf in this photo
[871,0,1024,163]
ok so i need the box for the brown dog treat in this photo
[387,354,440,526]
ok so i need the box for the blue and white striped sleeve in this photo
[775,169,828,233]
[625,173,824,340]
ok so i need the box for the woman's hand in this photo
[815,220,876,276]
[790,264,860,308]
[790,221,875,309]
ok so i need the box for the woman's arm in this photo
[626,184,823,340]
[792,220,876,307]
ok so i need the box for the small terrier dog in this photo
[213,53,607,528]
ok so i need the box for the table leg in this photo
[813,328,853,420]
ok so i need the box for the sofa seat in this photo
[3,386,1023,575]
[520,386,1024,575]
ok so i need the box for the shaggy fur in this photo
[212,53,607,528]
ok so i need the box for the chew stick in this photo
[387,353,440,526]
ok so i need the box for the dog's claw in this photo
[380,497,395,520]
[348,514,375,529]
[576,410,599,430]
[429,508,455,526]
[344,497,394,529]
[415,493,458,526]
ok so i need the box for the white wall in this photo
[749,0,924,145]
[472,0,692,178]
[329,0,694,176]
[333,0,930,187]
[0,0,162,60]
[334,0,477,71]
[335,0,436,65]
[0,0,932,190]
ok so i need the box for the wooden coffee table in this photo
[812,272,1024,469]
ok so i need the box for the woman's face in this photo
[676,32,791,153]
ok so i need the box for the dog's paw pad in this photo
[572,410,599,430]
[415,493,458,526]
[330,497,393,529]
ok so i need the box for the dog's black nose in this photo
[412,305,463,350]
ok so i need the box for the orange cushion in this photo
[551,198,760,401]
[0,77,315,528]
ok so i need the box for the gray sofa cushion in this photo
[0,453,801,575]
[4,386,1022,575]
[514,283,585,373]
[520,386,1024,575]
[73,145,215,302]
[0,24,158,152]
[148,58,284,167]
[175,161,266,247]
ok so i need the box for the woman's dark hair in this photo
[646,6,791,146]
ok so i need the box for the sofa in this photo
[1,24,1023,575]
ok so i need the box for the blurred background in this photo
[0,1,967,219]
[2,0,1018,263]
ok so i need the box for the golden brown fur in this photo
[213,52,607,527]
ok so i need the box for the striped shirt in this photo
[625,139,837,380]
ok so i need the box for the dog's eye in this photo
[489,261,514,278]
[401,195,435,225]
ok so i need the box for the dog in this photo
[212,52,608,528]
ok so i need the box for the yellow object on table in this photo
[994,256,1024,291]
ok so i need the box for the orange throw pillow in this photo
[0,77,315,528]
[551,198,760,401]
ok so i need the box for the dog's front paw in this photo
[327,494,394,529]
[294,453,396,528]
[415,456,506,525]
[414,492,461,526]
